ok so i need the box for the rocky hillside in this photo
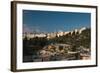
[23,27,91,62]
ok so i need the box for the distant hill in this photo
[49,28,91,48]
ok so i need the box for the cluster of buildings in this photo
[23,27,86,40]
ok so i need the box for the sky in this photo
[23,10,91,33]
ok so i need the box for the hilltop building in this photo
[23,27,87,39]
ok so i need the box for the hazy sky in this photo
[23,10,91,33]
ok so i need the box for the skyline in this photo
[23,10,91,33]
